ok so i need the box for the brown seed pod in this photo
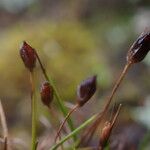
[77,75,97,107]
[99,122,112,149]
[127,31,150,64]
[20,41,36,71]
[40,81,54,108]
[99,104,122,150]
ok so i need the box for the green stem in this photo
[30,71,37,150]
[50,115,96,150]
[35,52,76,141]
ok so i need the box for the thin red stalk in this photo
[110,104,122,128]
[29,72,34,99]
[0,100,11,150]
[55,104,79,143]
[34,52,49,81]
[78,62,132,146]
[0,100,8,139]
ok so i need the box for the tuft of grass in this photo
[17,29,150,149]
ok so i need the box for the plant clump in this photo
[12,29,150,149]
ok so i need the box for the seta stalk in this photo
[29,71,37,150]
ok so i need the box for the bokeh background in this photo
[0,0,150,149]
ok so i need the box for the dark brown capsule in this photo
[77,75,97,107]
[20,41,36,71]
[40,81,54,108]
[127,31,150,64]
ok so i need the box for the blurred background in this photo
[0,0,150,149]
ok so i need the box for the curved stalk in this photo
[55,104,79,143]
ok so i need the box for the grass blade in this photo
[50,114,96,150]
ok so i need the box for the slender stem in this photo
[0,100,11,150]
[102,63,131,114]
[50,114,97,150]
[79,62,132,146]
[35,51,76,141]
[110,104,122,128]
[0,100,8,139]
[55,104,79,143]
[30,71,37,150]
